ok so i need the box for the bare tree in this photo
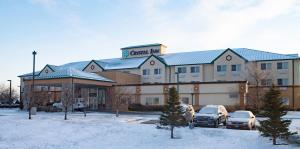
[109,86,132,117]
[245,62,271,111]
[61,87,73,120]
[0,83,19,104]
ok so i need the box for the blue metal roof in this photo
[26,68,114,82]
[231,48,299,61]
[19,48,299,78]
[95,57,148,70]
[161,49,225,65]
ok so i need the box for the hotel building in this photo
[19,44,300,111]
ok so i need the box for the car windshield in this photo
[230,112,250,118]
[199,107,217,114]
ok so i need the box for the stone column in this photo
[239,83,247,109]
[194,84,200,109]
[135,86,141,104]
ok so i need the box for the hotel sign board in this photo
[121,44,166,59]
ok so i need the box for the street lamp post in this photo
[29,50,37,120]
[7,80,11,104]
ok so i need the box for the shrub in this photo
[128,103,164,111]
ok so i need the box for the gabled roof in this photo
[82,60,105,71]
[39,64,57,75]
[24,68,114,82]
[211,48,248,63]
[138,54,168,67]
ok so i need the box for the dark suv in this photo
[194,105,228,127]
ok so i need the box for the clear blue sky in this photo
[1,0,300,90]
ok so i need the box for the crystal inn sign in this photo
[121,43,167,58]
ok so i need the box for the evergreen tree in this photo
[258,86,296,145]
[160,87,186,139]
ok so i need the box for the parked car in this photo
[180,104,195,123]
[226,110,256,130]
[52,101,63,109]
[73,101,86,111]
[194,105,228,127]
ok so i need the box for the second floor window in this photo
[261,63,272,70]
[154,68,161,75]
[277,62,288,70]
[177,67,187,73]
[142,69,150,75]
[190,66,200,73]
[217,65,227,72]
[277,78,288,86]
[231,64,241,72]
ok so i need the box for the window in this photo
[154,68,161,75]
[181,97,189,104]
[261,79,272,86]
[277,62,288,70]
[231,64,241,72]
[277,78,288,86]
[261,63,272,70]
[142,69,150,75]
[217,65,227,72]
[145,97,159,105]
[177,67,187,73]
[190,66,200,73]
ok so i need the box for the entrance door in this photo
[89,88,98,110]
[98,89,106,110]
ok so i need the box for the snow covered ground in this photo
[0,109,299,149]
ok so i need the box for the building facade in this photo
[19,44,300,111]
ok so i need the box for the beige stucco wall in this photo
[199,94,239,106]
[199,84,239,93]
[203,64,214,82]
[140,56,166,83]
[213,50,246,81]
[254,60,293,85]
[97,71,140,85]
[120,83,242,106]
[199,83,240,106]
[141,85,164,94]
[293,59,300,85]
